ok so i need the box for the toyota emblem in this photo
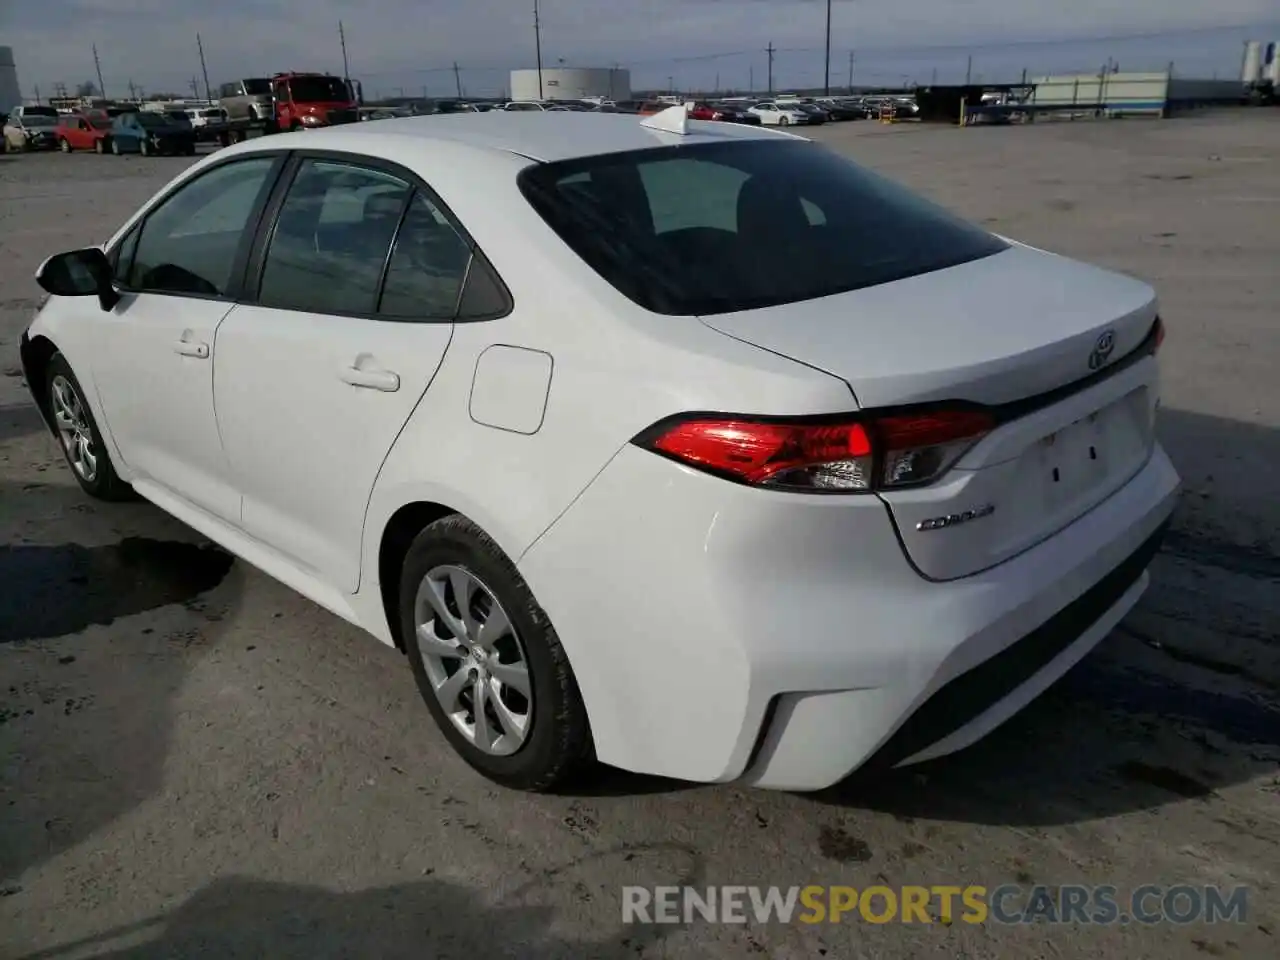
[1088,330,1116,371]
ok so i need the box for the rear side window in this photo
[258,159,410,315]
[517,140,1008,316]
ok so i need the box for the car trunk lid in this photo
[698,244,1162,580]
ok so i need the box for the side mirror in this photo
[35,248,120,311]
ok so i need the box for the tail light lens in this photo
[635,408,994,493]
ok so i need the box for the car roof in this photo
[240,110,801,164]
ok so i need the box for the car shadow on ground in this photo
[810,406,1278,825]
[12,843,704,960]
[0,478,244,883]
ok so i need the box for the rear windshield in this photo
[517,139,1008,316]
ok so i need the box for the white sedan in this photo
[23,108,1179,792]
[748,101,810,125]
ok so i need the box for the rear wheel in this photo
[779,115,790,126]
[93,138,105,154]
[110,138,120,155]
[45,353,133,501]
[399,515,593,792]
[59,138,71,153]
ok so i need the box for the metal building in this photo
[509,67,631,102]
[0,46,22,116]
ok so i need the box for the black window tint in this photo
[517,140,1008,316]
[111,225,141,283]
[456,251,510,320]
[258,159,410,315]
[377,191,472,319]
[129,157,276,297]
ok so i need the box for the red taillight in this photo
[636,409,994,492]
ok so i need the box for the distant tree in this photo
[76,80,98,97]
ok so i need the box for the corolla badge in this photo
[916,504,996,532]
[1088,330,1116,371]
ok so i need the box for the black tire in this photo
[399,514,593,792]
[94,138,105,154]
[45,353,134,502]
[110,138,120,155]
[139,139,150,157]
[59,138,71,153]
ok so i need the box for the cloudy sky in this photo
[6,0,1279,98]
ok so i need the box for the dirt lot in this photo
[1,113,1277,959]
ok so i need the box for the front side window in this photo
[518,140,1008,316]
[127,157,277,296]
[257,159,410,315]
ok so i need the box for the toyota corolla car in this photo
[21,107,1178,793]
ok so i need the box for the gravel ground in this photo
[0,113,1277,960]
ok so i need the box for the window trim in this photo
[106,152,289,304]
[241,148,513,324]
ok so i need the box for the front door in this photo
[90,154,283,522]
[214,156,474,592]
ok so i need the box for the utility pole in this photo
[196,33,212,102]
[190,77,200,99]
[823,0,832,96]
[965,54,973,85]
[749,64,754,92]
[766,42,775,94]
[714,72,719,94]
[34,84,41,105]
[127,79,136,101]
[339,20,350,85]
[848,50,855,92]
[92,43,106,99]
[453,61,462,98]
[533,0,544,99]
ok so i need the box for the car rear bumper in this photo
[518,440,1179,790]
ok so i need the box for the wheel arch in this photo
[377,500,458,652]
[20,332,61,436]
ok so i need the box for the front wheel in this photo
[94,138,105,154]
[59,138,71,153]
[399,515,593,792]
[110,138,120,155]
[45,353,134,501]
[779,115,790,126]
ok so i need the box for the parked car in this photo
[55,113,112,153]
[708,102,762,124]
[23,113,1177,795]
[813,98,865,121]
[3,112,60,151]
[109,110,196,156]
[502,101,553,112]
[790,102,829,125]
[748,101,809,125]
[185,106,229,128]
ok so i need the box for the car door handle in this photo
[339,365,400,392]
[173,340,210,359]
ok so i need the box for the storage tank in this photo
[0,46,21,116]
[1241,40,1263,84]
[1265,41,1280,85]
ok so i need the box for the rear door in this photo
[213,154,476,592]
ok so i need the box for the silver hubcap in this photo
[50,375,97,483]
[415,565,532,756]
